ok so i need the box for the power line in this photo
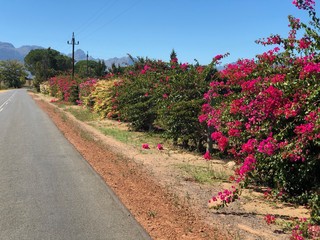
[80,0,142,42]
[75,0,118,36]
[61,0,142,61]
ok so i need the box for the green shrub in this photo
[110,56,214,150]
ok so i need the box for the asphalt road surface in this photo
[0,89,151,240]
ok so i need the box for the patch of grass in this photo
[147,210,157,218]
[99,127,132,143]
[97,125,167,148]
[78,127,94,141]
[60,112,68,122]
[66,107,99,122]
[53,102,67,109]
[130,131,169,149]
[176,163,229,184]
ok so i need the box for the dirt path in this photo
[31,93,310,240]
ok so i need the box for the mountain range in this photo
[0,41,225,69]
[0,42,43,62]
[69,49,135,67]
[0,41,134,68]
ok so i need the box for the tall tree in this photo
[95,60,106,77]
[170,49,178,62]
[24,48,72,91]
[75,60,98,78]
[0,60,27,88]
[109,63,124,75]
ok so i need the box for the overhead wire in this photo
[59,1,118,56]
[75,0,118,37]
[61,0,142,57]
[79,0,142,42]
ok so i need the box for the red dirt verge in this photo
[31,94,229,239]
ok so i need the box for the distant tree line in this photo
[0,47,118,91]
[24,48,107,91]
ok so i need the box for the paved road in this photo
[0,89,151,240]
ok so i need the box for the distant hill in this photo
[70,49,135,68]
[68,49,94,62]
[0,41,43,62]
[104,56,135,68]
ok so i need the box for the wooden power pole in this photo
[67,32,79,79]
[86,51,89,78]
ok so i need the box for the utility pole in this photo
[86,51,89,78]
[67,32,79,79]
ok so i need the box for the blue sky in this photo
[0,0,318,65]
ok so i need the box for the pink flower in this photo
[293,0,315,10]
[295,123,314,134]
[299,38,311,49]
[144,65,151,71]
[162,93,168,99]
[157,144,163,150]
[300,62,320,79]
[214,54,223,61]
[241,139,257,154]
[180,63,189,70]
[230,98,244,114]
[264,214,276,225]
[228,128,241,137]
[308,225,320,239]
[203,151,211,160]
[142,143,150,149]
[237,155,256,178]
[211,132,229,151]
[258,136,278,156]
[198,114,208,123]
[256,35,282,45]
[241,78,259,93]
[271,74,286,84]
[171,57,178,63]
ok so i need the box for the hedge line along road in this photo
[0,89,151,240]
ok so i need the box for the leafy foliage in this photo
[75,60,99,78]
[0,60,27,88]
[108,55,213,150]
[24,48,72,91]
[80,79,115,119]
[95,60,107,77]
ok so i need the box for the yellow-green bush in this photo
[82,80,116,119]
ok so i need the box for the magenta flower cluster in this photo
[203,2,320,235]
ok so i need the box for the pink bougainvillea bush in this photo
[201,0,320,234]
[48,75,81,104]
